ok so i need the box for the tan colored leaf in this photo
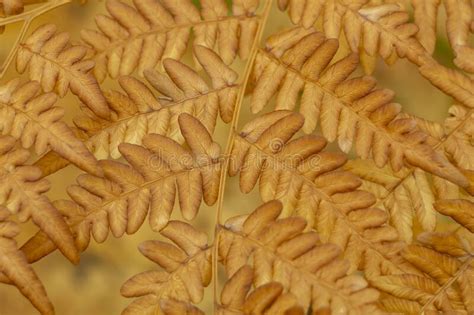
[17,24,109,119]
[0,79,101,176]
[219,200,382,313]
[81,0,259,82]
[21,114,221,259]
[34,47,237,177]
[0,135,78,264]
[121,221,211,314]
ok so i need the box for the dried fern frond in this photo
[413,0,474,72]
[156,299,204,315]
[22,114,221,261]
[412,0,474,65]
[346,159,437,242]
[277,1,422,72]
[0,78,101,176]
[17,23,109,119]
[0,135,78,263]
[121,220,211,315]
[373,230,474,314]
[217,265,305,315]
[229,111,413,276]
[434,199,474,233]
[250,28,468,187]
[34,46,237,177]
[0,208,54,315]
[443,104,474,170]
[219,200,382,313]
[81,0,259,82]
[412,0,440,55]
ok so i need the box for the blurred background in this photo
[0,0,457,314]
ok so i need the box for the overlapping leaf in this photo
[22,114,221,259]
[228,111,414,277]
[217,265,305,315]
[373,230,474,314]
[219,200,382,313]
[121,221,211,315]
[0,78,101,175]
[250,27,468,188]
[277,1,422,72]
[34,46,238,177]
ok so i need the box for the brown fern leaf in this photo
[219,200,383,313]
[277,2,422,72]
[419,61,474,110]
[229,111,414,276]
[121,220,211,315]
[0,135,78,263]
[373,230,474,314]
[346,159,437,243]
[0,207,54,315]
[22,114,221,260]
[217,265,305,315]
[444,105,474,170]
[250,28,467,187]
[16,23,109,119]
[34,46,237,177]
[159,299,204,315]
[81,0,259,82]
[412,0,440,54]
[0,79,101,176]
[434,199,474,233]
[444,0,473,72]
[411,0,474,63]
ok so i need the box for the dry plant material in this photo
[17,24,109,119]
[21,114,221,261]
[33,45,237,177]
[0,79,101,175]
[0,135,77,314]
[121,220,212,314]
[1,0,474,314]
[250,28,467,188]
[219,200,382,313]
[0,208,54,315]
[80,0,259,81]
[373,230,474,314]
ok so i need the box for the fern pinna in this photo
[0,0,473,314]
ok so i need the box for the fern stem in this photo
[212,0,273,312]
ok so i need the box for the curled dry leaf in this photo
[34,46,238,177]
[250,27,467,188]
[219,200,382,313]
[21,114,221,260]
[121,221,211,315]
[17,24,109,119]
[81,0,259,81]
[0,79,101,176]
